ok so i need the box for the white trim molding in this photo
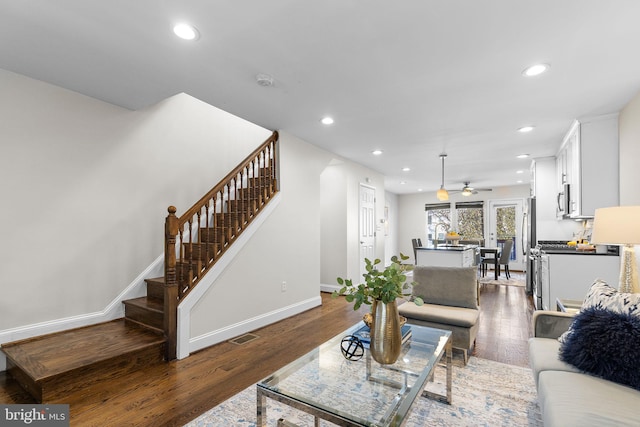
[176,193,283,359]
[0,255,164,371]
[188,295,321,356]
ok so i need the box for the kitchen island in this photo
[416,245,477,267]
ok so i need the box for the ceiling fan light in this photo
[461,189,472,196]
[437,187,449,201]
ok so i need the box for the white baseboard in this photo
[0,256,164,372]
[320,283,341,293]
[176,194,282,359]
[188,295,321,355]
[0,194,283,371]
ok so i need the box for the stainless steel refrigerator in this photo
[523,197,536,295]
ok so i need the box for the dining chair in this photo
[479,248,498,278]
[411,238,422,263]
[497,239,514,279]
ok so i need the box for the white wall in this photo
[619,90,640,205]
[319,160,385,289]
[397,185,531,264]
[0,69,272,331]
[618,89,640,272]
[0,68,389,366]
[189,132,332,337]
[384,191,399,265]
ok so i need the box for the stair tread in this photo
[123,296,163,312]
[2,319,165,382]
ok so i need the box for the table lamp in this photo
[590,206,640,293]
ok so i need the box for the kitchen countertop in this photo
[416,245,477,252]
[542,249,618,256]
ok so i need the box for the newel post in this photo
[164,206,179,360]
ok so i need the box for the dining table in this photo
[479,247,500,280]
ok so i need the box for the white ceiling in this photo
[2,0,640,194]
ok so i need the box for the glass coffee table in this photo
[257,322,452,426]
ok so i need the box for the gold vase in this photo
[365,300,403,365]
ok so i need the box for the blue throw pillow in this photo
[559,307,640,391]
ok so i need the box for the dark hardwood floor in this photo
[0,277,534,426]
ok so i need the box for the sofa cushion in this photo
[538,370,640,427]
[398,302,479,328]
[582,279,640,314]
[559,307,640,391]
[559,279,640,344]
[412,266,478,309]
[528,337,580,388]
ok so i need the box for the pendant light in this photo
[437,154,449,201]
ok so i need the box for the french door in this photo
[487,199,524,271]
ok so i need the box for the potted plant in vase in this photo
[332,254,423,364]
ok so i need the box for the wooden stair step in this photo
[1,319,165,403]
[123,297,164,332]
[145,277,165,301]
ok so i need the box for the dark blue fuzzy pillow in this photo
[559,307,640,390]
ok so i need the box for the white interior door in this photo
[359,184,376,278]
[487,199,524,271]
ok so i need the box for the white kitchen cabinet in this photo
[557,114,619,218]
[416,247,476,267]
[543,253,620,311]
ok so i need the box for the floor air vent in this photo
[229,333,259,345]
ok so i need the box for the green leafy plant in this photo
[332,254,424,310]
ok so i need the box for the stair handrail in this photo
[163,131,279,359]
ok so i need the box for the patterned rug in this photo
[478,271,525,287]
[185,356,542,427]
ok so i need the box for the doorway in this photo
[487,199,525,272]
[359,184,376,279]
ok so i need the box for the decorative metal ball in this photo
[340,335,365,361]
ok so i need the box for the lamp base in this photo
[619,244,639,294]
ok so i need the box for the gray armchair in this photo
[398,266,479,364]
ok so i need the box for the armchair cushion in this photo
[412,266,478,309]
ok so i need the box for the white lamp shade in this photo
[591,206,640,245]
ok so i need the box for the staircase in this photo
[1,132,279,403]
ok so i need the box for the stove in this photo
[538,240,575,252]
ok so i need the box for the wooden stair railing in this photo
[163,131,279,359]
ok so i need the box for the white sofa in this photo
[529,310,640,426]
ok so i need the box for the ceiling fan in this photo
[449,181,493,197]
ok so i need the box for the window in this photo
[425,201,485,246]
[425,203,451,245]
[456,201,484,242]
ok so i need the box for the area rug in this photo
[478,271,525,287]
[478,277,525,287]
[185,357,542,427]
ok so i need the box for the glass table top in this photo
[257,322,452,426]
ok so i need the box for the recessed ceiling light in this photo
[402,167,411,172]
[518,126,535,133]
[400,181,407,185]
[372,150,383,156]
[418,188,423,192]
[517,180,524,184]
[321,117,334,125]
[522,63,549,77]
[516,154,530,159]
[516,170,524,174]
[173,23,200,40]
